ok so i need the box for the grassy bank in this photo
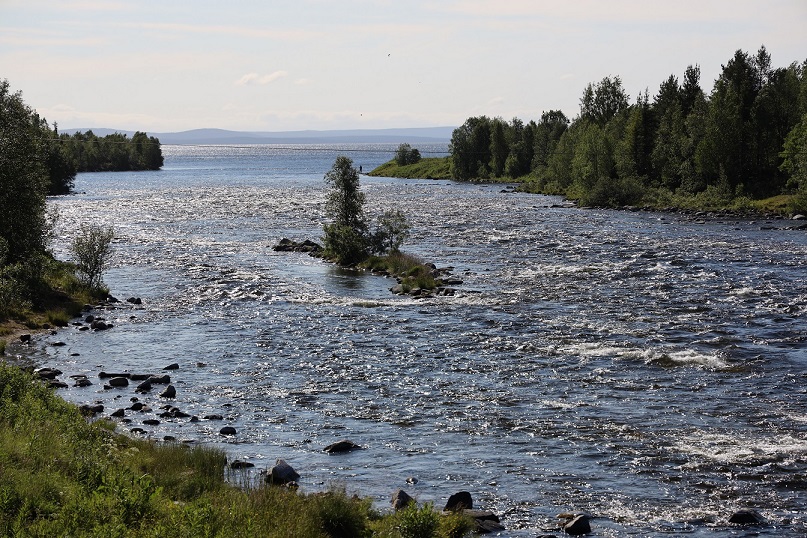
[367,157,452,180]
[0,256,108,355]
[0,363,475,537]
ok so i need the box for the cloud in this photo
[235,71,289,86]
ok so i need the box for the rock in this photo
[99,371,131,379]
[159,385,176,398]
[268,459,300,485]
[472,512,505,534]
[391,489,414,511]
[149,374,171,384]
[91,320,109,331]
[792,214,806,220]
[35,367,62,380]
[130,427,146,435]
[230,460,255,470]
[48,380,68,389]
[111,408,125,418]
[563,515,591,535]
[728,509,766,525]
[129,373,152,381]
[108,376,129,387]
[74,378,93,387]
[204,414,224,420]
[143,419,160,426]
[273,238,323,253]
[126,297,142,305]
[220,426,237,436]
[324,439,361,453]
[19,334,31,343]
[444,491,473,511]
[80,404,104,416]
[51,341,67,347]
[135,380,152,393]
[163,363,179,370]
[129,402,145,411]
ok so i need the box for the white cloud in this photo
[235,71,289,86]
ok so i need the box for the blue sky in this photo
[2,0,805,132]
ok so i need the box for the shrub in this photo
[70,223,114,289]
[370,210,410,255]
[395,143,422,166]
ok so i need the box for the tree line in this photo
[449,46,807,210]
[1,79,160,319]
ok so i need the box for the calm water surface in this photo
[22,144,807,536]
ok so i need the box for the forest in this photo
[0,78,163,324]
[449,47,807,211]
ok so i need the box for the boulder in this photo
[273,238,323,253]
[728,509,766,525]
[391,489,414,511]
[143,419,160,426]
[220,426,237,435]
[80,404,104,416]
[324,439,361,453]
[108,376,129,387]
[35,367,62,380]
[126,297,143,305]
[159,385,177,398]
[135,380,152,393]
[19,334,32,343]
[563,515,591,535]
[91,320,109,331]
[48,380,68,389]
[230,460,255,470]
[163,363,180,370]
[268,459,300,485]
[74,378,93,387]
[204,414,224,420]
[444,491,473,511]
[99,371,131,379]
[111,408,125,418]
[149,374,171,384]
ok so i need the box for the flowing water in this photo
[20,144,807,535]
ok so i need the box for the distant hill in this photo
[62,127,455,145]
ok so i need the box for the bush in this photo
[70,223,114,289]
[395,143,422,166]
[370,210,410,255]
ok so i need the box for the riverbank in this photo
[368,160,804,218]
[0,355,482,537]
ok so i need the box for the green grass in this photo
[361,252,439,292]
[368,157,452,180]
[0,363,474,537]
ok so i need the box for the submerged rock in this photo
[563,514,592,535]
[273,238,323,253]
[323,439,361,453]
[728,509,766,525]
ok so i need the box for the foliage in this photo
[323,156,414,265]
[70,223,115,290]
[0,79,50,262]
[394,143,422,166]
[0,362,422,537]
[59,130,164,173]
[370,210,410,255]
[370,502,474,538]
[449,47,807,212]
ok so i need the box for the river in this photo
[25,143,807,536]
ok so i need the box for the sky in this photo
[2,0,806,133]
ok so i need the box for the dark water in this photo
[21,144,807,536]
